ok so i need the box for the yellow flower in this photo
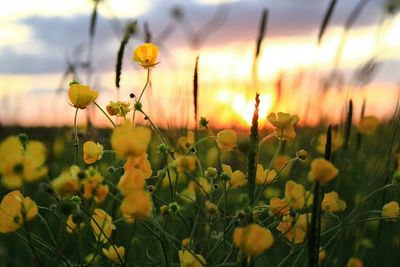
[133,43,159,68]
[277,213,309,244]
[222,164,247,189]
[284,180,306,210]
[83,141,103,164]
[309,158,338,185]
[66,214,83,234]
[106,101,131,117]
[382,201,399,218]
[94,184,109,204]
[269,197,289,216]
[267,112,299,140]
[174,154,197,174]
[272,155,292,177]
[0,136,47,189]
[319,248,327,264]
[52,166,80,196]
[90,209,115,243]
[356,116,379,135]
[0,190,38,233]
[102,246,125,264]
[346,257,363,267]
[322,191,346,212]
[111,122,151,158]
[178,250,206,267]
[256,164,277,185]
[68,82,98,109]
[233,224,274,256]
[316,131,344,154]
[177,131,195,150]
[120,190,153,219]
[216,129,237,152]
[118,154,152,194]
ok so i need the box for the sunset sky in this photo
[0,0,399,128]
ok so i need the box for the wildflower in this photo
[309,158,339,185]
[0,190,38,233]
[316,131,343,154]
[267,112,299,140]
[319,248,327,264]
[83,141,103,164]
[120,190,153,219]
[106,101,130,117]
[322,191,346,212]
[174,154,197,174]
[269,197,289,216]
[178,250,206,267]
[66,214,82,234]
[273,155,292,177]
[0,136,47,189]
[205,201,219,217]
[102,246,125,264]
[222,164,247,189]
[233,224,274,256]
[255,164,277,185]
[118,154,152,194]
[51,167,80,197]
[277,213,309,244]
[133,43,159,68]
[296,149,308,161]
[178,131,195,150]
[204,167,217,179]
[90,209,115,243]
[182,238,191,248]
[356,116,379,135]
[160,205,169,216]
[68,82,98,109]
[93,184,109,203]
[346,257,363,267]
[111,122,151,158]
[216,129,237,152]
[382,201,399,218]
[284,180,306,210]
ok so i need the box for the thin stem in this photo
[73,108,79,165]
[94,101,116,128]
[133,68,150,126]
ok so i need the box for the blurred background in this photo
[0,0,399,129]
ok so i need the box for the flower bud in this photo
[296,149,308,161]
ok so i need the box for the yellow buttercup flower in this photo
[133,43,159,68]
[255,164,277,185]
[277,213,309,244]
[83,141,103,164]
[66,214,83,234]
[233,224,274,256]
[316,131,344,154]
[0,136,48,189]
[382,201,399,218]
[177,131,195,150]
[346,257,363,267]
[118,154,152,194]
[106,101,131,117]
[0,190,38,233]
[216,129,237,152]
[52,166,80,196]
[102,246,125,264]
[120,190,153,219]
[111,122,151,158]
[356,116,379,135]
[322,191,346,212]
[309,158,339,185]
[269,197,289,216]
[273,155,292,177]
[267,112,299,140]
[68,82,98,109]
[178,250,206,267]
[222,164,247,189]
[284,180,306,210]
[174,154,197,174]
[90,209,115,243]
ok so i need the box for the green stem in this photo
[94,101,116,128]
[133,68,150,126]
[73,108,79,165]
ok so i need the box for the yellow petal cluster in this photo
[120,190,153,219]
[255,164,277,185]
[309,158,338,185]
[83,141,103,164]
[321,191,346,212]
[0,136,48,189]
[52,165,81,196]
[90,209,115,243]
[267,112,299,140]
[277,213,309,244]
[111,122,151,158]
[102,246,125,264]
[233,224,274,256]
[316,131,344,154]
[356,116,379,135]
[118,154,152,194]
[0,190,38,233]
[106,101,131,117]
[178,250,206,267]
[133,43,159,68]
[346,257,363,267]
[382,201,399,218]
[216,129,237,152]
[222,164,247,189]
[68,82,98,109]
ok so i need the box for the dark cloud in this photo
[0,0,388,74]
